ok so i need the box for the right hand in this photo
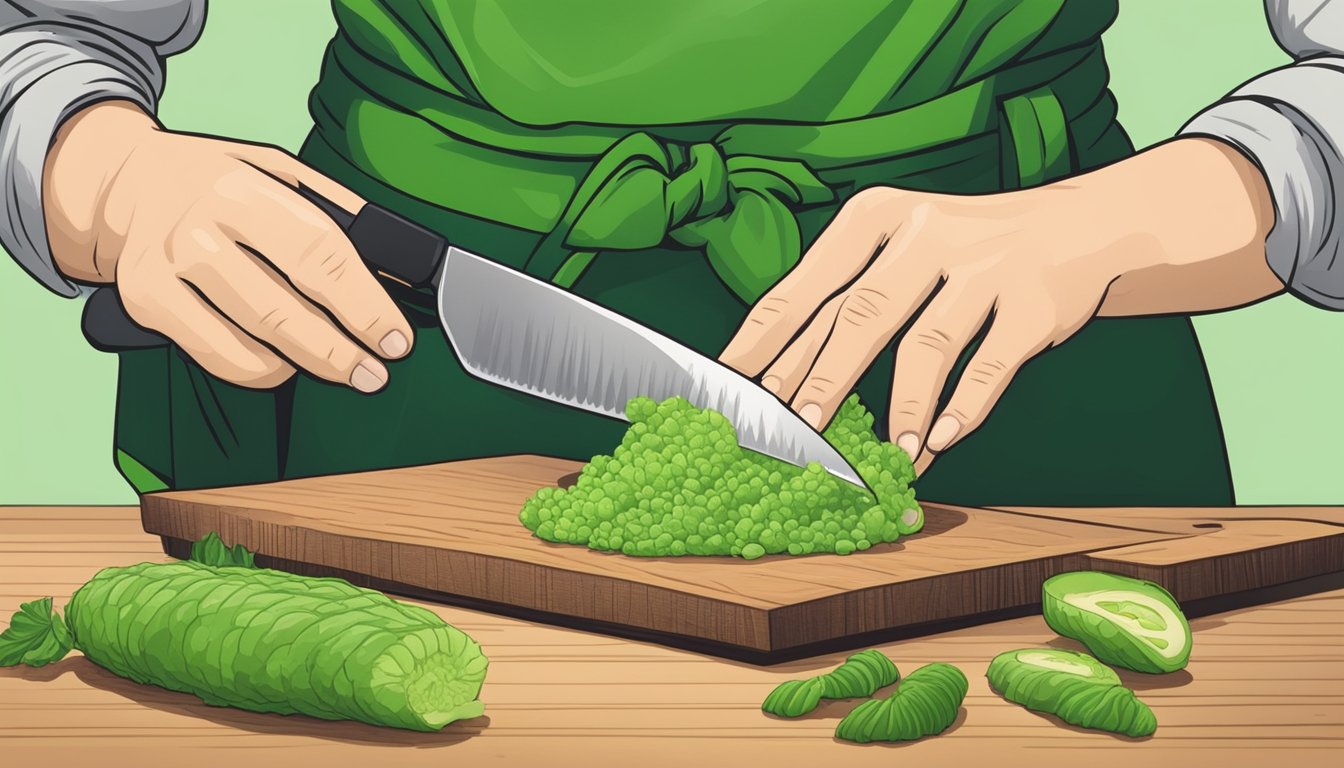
[43,100,413,392]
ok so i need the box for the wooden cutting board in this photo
[139,455,1344,661]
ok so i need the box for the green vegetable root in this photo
[0,537,488,732]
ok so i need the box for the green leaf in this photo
[0,597,75,667]
[189,532,257,568]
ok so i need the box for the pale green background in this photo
[1,0,1338,504]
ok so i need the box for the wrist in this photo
[1078,137,1278,315]
[43,100,159,283]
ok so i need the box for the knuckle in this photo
[293,228,355,291]
[214,165,261,202]
[843,186,897,217]
[744,295,793,328]
[961,357,1012,389]
[253,301,300,341]
[906,200,942,228]
[901,325,956,357]
[796,374,839,402]
[260,144,295,163]
[836,286,889,327]
[165,220,224,271]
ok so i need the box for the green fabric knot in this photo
[532,132,834,303]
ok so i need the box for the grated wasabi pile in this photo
[519,394,921,559]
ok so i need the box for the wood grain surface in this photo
[2,506,1342,768]
[139,455,1344,656]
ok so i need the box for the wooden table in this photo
[3,506,1342,767]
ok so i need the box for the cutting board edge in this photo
[138,498,1108,655]
[1085,532,1344,603]
[147,533,1046,662]
[140,498,782,649]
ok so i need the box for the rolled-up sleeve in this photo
[0,0,206,297]
[1179,0,1344,309]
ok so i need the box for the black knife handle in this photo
[298,184,447,287]
[81,185,447,352]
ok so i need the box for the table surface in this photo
[2,506,1342,768]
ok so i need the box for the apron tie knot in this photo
[534,132,834,302]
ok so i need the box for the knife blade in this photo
[436,247,867,489]
[80,188,867,489]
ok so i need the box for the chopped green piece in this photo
[1043,571,1191,673]
[189,531,256,568]
[520,395,920,558]
[834,662,967,743]
[819,649,901,699]
[762,649,900,717]
[0,535,488,732]
[987,648,1157,738]
[761,678,826,718]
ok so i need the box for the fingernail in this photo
[799,403,823,430]
[926,415,961,451]
[896,432,921,460]
[379,330,409,358]
[762,375,782,394]
[350,360,387,393]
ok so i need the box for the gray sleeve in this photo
[1179,0,1344,308]
[0,0,207,297]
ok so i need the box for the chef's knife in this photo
[81,187,868,489]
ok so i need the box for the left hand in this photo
[719,138,1281,473]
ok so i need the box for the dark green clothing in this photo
[112,0,1233,507]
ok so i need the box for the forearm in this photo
[1175,0,1344,308]
[0,0,205,296]
[1089,138,1282,317]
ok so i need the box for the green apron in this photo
[111,0,1234,507]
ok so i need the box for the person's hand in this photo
[720,137,1281,472]
[43,100,413,391]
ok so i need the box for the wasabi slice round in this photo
[1042,571,1191,674]
[987,648,1157,738]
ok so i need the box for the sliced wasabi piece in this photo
[761,649,899,717]
[761,678,826,718]
[834,662,967,743]
[1043,571,1191,674]
[987,648,1157,738]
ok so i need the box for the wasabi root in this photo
[987,648,1157,737]
[0,534,488,732]
[1043,571,1191,673]
[520,395,921,558]
[834,662,967,742]
[762,649,900,717]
